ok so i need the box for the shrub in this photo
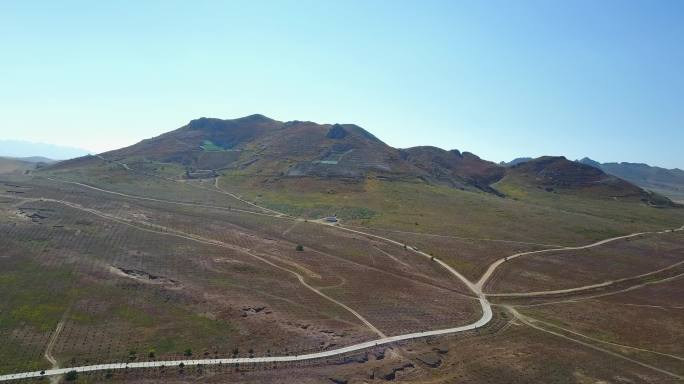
[65,370,78,381]
[296,244,304,251]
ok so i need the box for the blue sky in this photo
[1,0,682,168]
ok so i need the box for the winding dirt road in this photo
[487,260,684,298]
[0,172,681,382]
[17,195,387,339]
[0,177,493,381]
[43,307,70,384]
[476,225,684,292]
[506,306,683,380]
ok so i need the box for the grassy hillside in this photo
[39,158,684,249]
[219,173,682,239]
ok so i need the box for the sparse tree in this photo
[184,348,192,357]
[65,370,78,381]
[296,244,304,252]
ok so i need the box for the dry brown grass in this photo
[487,231,684,294]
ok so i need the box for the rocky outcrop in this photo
[326,124,348,139]
[416,352,442,368]
[373,362,414,380]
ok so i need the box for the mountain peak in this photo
[187,114,276,129]
[578,157,602,169]
[187,117,225,130]
[240,113,275,121]
[501,157,533,167]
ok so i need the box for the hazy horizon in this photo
[1,1,683,168]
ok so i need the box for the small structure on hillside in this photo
[324,216,338,223]
[185,169,218,179]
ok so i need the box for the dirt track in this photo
[1,171,680,382]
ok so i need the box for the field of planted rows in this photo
[0,177,482,375]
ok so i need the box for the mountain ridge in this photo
[43,115,677,206]
[579,157,684,202]
[74,115,506,193]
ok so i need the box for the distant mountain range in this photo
[0,140,90,160]
[577,158,684,202]
[502,157,684,202]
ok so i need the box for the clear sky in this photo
[1,0,682,168]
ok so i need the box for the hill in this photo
[53,115,506,193]
[579,158,684,202]
[14,156,56,164]
[45,115,676,207]
[400,146,505,194]
[79,114,411,178]
[41,115,680,238]
[496,156,674,206]
[0,157,41,174]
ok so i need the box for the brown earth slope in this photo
[47,115,508,193]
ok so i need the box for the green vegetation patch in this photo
[114,305,155,328]
[337,206,376,220]
[9,304,65,332]
[0,337,49,375]
[200,140,229,152]
[219,173,684,247]
[0,258,74,332]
